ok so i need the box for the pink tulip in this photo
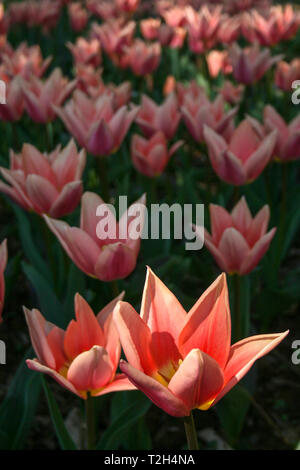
[217,16,240,44]
[68,2,88,32]
[67,38,101,67]
[116,0,140,14]
[229,43,283,85]
[206,50,232,78]
[0,42,51,80]
[181,92,237,143]
[0,239,7,323]
[219,81,244,105]
[141,18,161,40]
[162,6,187,28]
[196,197,276,275]
[275,59,300,92]
[131,131,183,177]
[204,119,277,185]
[25,292,136,398]
[55,91,138,157]
[0,140,85,218]
[22,68,76,124]
[44,192,146,282]
[123,40,161,76]
[263,105,300,162]
[136,93,180,140]
[92,19,135,58]
[113,267,288,416]
[242,5,300,46]
[185,5,221,53]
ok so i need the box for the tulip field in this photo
[0,0,300,452]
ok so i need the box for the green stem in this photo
[85,393,95,450]
[233,273,241,342]
[111,279,119,298]
[183,411,199,450]
[46,122,53,151]
[98,157,110,203]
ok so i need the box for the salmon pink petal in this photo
[26,175,59,214]
[209,204,232,244]
[93,373,137,396]
[88,120,114,156]
[120,360,189,417]
[247,205,270,246]
[240,228,276,275]
[231,197,252,237]
[47,326,67,372]
[94,243,137,281]
[49,181,82,218]
[23,307,56,369]
[214,331,289,404]
[26,359,81,397]
[244,130,277,182]
[140,267,186,368]
[168,349,224,410]
[67,346,114,392]
[113,301,155,374]
[22,144,56,184]
[64,294,104,360]
[179,273,231,369]
[204,231,229,272]
[218,228,250,273]
[80,191,115,245]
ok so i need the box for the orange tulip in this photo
[25,293,136,398]
[114,268,288,417]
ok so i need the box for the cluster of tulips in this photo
[0,0,299,451]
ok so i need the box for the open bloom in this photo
[229,43,283,85]
[263,105,300,162]
[218,81,244,106]
[196,197,276,275]
[0,239,7,323]
[0,42,51,80]
[22,68,76,123]
[131,131,183,177]
[67,37,101,67]
[44,192,146,282]
[185,5,221,53]
[25,293,136,398]
[113,268,288,417]
[55,91,138,157]
[136,93,180,140]
[181,92,237,143]
[204,119,277,185]
[0,140,85,218]
[123,40,161,77]
[68,2,88,32]
[275,59,300,92]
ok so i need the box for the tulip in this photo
[124,40,161,77]
[22,68,76,124]
[67,38,101,67]
[68,2,88,32]
[44,192,146,282]
[25,292,136,398]
[229,43,283,85]
[219,81,244,105]
[55,91,138,157]
[92,19,135,58]
[242,5,300,46]
[185,5,221,53]
[0,42,51,80]
[217,16,240,44]
[203,119,277,185]
[206,50,232,78]
[0,140,85,218]
[181,93,237,143]
[263,105,300,162]
[136,93,180,140]
[131,132,183,177]
[140,18,161,40]
[113,267,288,417]
[0,239,7,323]
[195,197,276,275]
[116,0,140,14]
[162,6,187,28]
[275,59,300,92]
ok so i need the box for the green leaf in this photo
[0,349,41,450]
[42,377,77,450]
[97,391,151,450]
[22,262,65,327]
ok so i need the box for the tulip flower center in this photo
[153,359,182,387]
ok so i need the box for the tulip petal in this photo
[240,227,276,275]
[120,360,189,417]
[179,273,231,369]
[26,174,59,214]
[94,243,137,281]
[168,349,224,410]
[49,181,82,218]
[218,227,250,274]
[93,373,137,396]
